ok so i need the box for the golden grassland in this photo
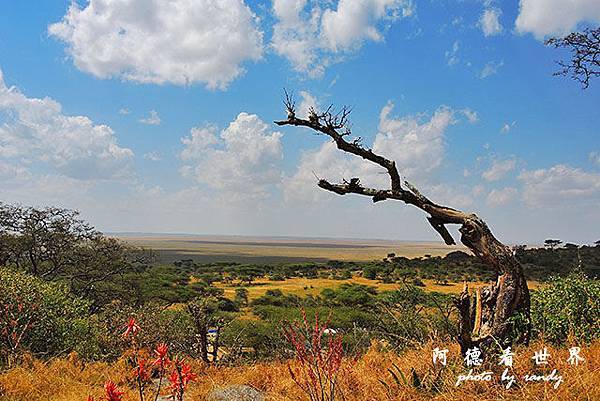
[117,234,463,262]
[1,340,597,401]
[120,234,540,300]
[214,276,541,300]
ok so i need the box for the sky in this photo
[0,0,599,245]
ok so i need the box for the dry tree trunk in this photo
[275,93,530,354]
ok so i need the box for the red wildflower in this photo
[167,369,181,392]
[103,380,124,401]
[152,343,169,366]
[180,362,197,385]
[284,310,344,401]
[132,358,151,382]
[167,359,197,395]
[122,317,140,338]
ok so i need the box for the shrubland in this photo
[0,202,598,400]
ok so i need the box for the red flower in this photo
[152,343,169,366]
[132,358,151,382]
[104,380,124,401]
[122,317,140,338]
[167,369,181,392]
[180,362,197,385]
[167,359,197,393]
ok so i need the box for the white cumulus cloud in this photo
[180,113,283,199]
[49,0,264,89]
[480,8,503,36]
[518,164,600,208]
[482,158,516,181]
[143,151,161,162]
[486,187,518,207]
[480,60,504,79]
[139,110,161,125]
[461,108,479,123]
[376,102,456,182]
[445,41,460,66]
[515,0,600,39]
[271,0,414,76]
[298,91,319,119]
[0,69,133,180]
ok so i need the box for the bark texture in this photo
[275,95,530,353]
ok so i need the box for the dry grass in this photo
[1,341,597,401]
[215,276,541,300]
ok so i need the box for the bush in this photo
[412,277,426,287]
[531,271,600,343]
[0,268,94,365]
[252,289,302,307]
[321,284,377,308]
[221,319,288,361]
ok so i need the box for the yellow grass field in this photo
[214,276,541,300]
[1,340,597,401]
[121,234,542,299]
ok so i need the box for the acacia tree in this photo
[275,93,530,353]
[187,297,227,364]
[0,203,152,308]
[546,26,600,89]
[544,239,563,250]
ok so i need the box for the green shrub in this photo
[221,319,287,361]
[251,289,302,307]
[531,271,600,343]
[252,305,375,330]
[321,284,378,307]
[0,268,94,364]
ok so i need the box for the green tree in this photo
[532,272,600,343]
[236,265,263,285]
[0,268,93,366]
[187,297,232,363]
[234,287,249,307]
[363,265,377,280]
[0,203,153,309]
[544,239,563,250]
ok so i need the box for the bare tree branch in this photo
[546,26,600,89]
[274,93,531,353]
[276,101,467,244]
[276,99,403,192]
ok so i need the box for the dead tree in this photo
[546,26,600,89]
[275,93,530,354]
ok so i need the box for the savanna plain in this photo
[0,223,598,401]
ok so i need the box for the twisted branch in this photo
[275,93,531,353]
[275,96,470,245]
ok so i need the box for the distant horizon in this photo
[110,231,451,243]
[110,231,567,248]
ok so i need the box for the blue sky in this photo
[0,0,599,244]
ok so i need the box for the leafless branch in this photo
[275,106,470,245]
[546,26,600,89]
[274,95,531,353]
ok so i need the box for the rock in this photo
[206,384,265,401]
